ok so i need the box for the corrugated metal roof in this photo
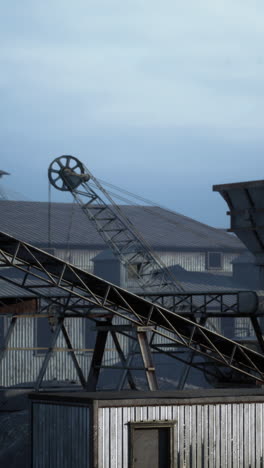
[0,200,245,251]
[0,279,34,298]
[167,268,248,292]
[129,265,248,294]
[0,268,77,298]
[29,387,264,403]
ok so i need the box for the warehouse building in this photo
[0,200,246,277]
[0,200,253,388]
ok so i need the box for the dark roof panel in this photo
[0,200,245,251]
[0,268,247,299]
[29,387,264,405]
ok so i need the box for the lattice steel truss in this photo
[48,155,259,387]
[0,231,264,390]
[48,155,185,292]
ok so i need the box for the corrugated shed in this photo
[32,403,90,468]
[98,402,264,468]
[30,391,264,468]
[0,200,245,251]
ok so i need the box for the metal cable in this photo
[48,182,51,249]
[65,200,76,264]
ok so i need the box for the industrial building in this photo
[0,159,261,391]
[0,199,246,278]
[1,159,264,468]
[0,198,251,388]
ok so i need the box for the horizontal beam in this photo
[0,231,264,383]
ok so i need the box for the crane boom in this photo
[48,155,185,293]
[46,156,264,387]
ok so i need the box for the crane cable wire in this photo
[48,181,76,263]
[89,181,182,228]
[96,177,226,235]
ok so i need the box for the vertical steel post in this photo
[86,321,110,391]
[137,327,158,391]
[0,316,17,364]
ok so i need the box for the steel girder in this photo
[48,156,259,385]
[0,231,264,384]
[48,155,185,293]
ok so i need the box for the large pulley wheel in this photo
[48,155,88,191]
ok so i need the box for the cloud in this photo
[0,0,264,133]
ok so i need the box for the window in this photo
[127,263,142,280]
[207,252,222,269]
[129,422,175,468]
[35,317,54,355]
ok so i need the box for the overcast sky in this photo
[1,1,264,227]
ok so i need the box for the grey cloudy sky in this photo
[1,1,264,227]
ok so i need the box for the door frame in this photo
[128,420,177,468]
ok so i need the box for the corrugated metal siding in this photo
[0,312,256,386]
[32,402,90,468]
[0,317,89,386]
[54,250,237,275]
[222,253,238,272]
[54,249,101,272]
[98,402,264,467]
[158,252,206,272]
[0,316,129,387]
[235,317,254,338]
[158,252,237,273]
